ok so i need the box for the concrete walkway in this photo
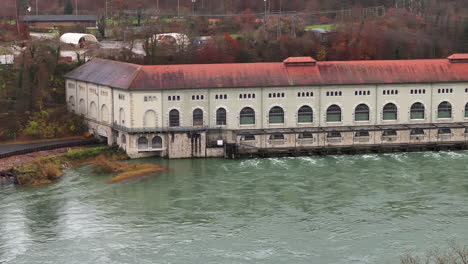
[0,138,98,158]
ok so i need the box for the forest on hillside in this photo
[1,0,467,17]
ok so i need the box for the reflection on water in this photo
[1,151,468,263]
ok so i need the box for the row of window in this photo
[354,90,371,96]
[325,101,456,122]
[168,95,181,101]
[297,92,314,97]
[326,91,342,96]
[139,87,468,103]
[239,93,256,99]
[410,89,426,94]
[136,136,163,150]
[438,88,453,94]
[383,90,399,95]
[268,93,285,98]
[164,101,462,127]
[192,95,205,101]
[144,96,157,102]
[240,128,456,142]
[215,94,228,100]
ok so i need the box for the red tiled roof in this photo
[65,55,468,90]
[283,57,317,64]
[448,54,468,60]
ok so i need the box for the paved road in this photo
[0,138,98,158]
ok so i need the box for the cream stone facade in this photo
[65,56,468,158]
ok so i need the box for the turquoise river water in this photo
[1,151,468,264]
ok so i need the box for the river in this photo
[1,151,468,263]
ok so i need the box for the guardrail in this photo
[0,138,99,159]
[112,124,209,133]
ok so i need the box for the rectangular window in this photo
[327,131,341,138]
[438,111,451,119]
[355,113,369,121]
[383,112,397,120]
[411,112,424,119]
[240,117,255,125]
[298,115,312,123]
[327,114,341,122]
[355,131,370,137]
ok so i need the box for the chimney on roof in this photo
[283,57,317,66]
[448,54,468,63]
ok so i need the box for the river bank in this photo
[0,146,86,171]
[0,146,86,185]
[0,146,167,186]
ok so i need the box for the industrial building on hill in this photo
[21,15,97,29]
[65,55,468,158]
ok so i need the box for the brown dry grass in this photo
[40,162,63,180]
[90,155,167,184]
[106,165,167,184]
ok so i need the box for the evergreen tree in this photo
[64,0,74,15]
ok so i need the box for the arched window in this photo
[355,104,370,121]
[298,106,313,123]
[144,110,157,127]
[119,108,125,125]
[269,134,285,140]
[101,104,109,123]
[68,96,75,106]
[193,108,204,126]
[137,137,148,150]
[383,129,397,136]
[383,103,397,120]
[79,99,86,114]
[152,136,163,149]
[410,128,425,135]
[89,101,97,120]
[327,131,342,138]
[240,107,255,125]
[169,109,180,127]
[242,135,256,141]
[326,105,342,122]
[410,103,425,120]
[437,101,452,118]
[438,128,451,135]
[465,103,468,118]
[298,132,313,139]
[269,106,284,124]
[216,108,227,125]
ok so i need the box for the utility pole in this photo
[277,0,282,39]
[75,0,78,15]
[15,0,20,35]
[177,0,180,17]
[263,0,267,37]
[105,0,107,19]
[192,0,196,16]
[36,0,38,15]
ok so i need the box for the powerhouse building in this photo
[64,55,468,158]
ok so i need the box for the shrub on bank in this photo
[14,146,165,186]
[401,242,468,264]
[15,156,65,186]
[66,146,127,161]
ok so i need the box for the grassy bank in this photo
[14,146,166,186]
